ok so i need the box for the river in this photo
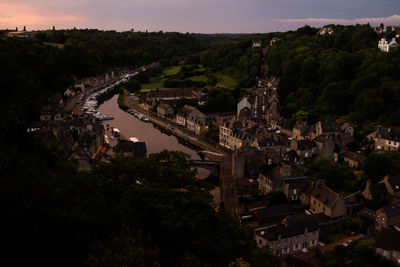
[98,95,211,179]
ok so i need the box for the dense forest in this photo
[267,24,400,126]
[0,30,281,266]
[2,147,283,266]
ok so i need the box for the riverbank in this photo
[120,89,229,160]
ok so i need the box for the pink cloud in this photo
[0,2,83,29]
[274,14,400,26]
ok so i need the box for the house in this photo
[381,174,400,197]
[254,214,320,254]
[292,120,310,140]
[312,121,340,139]
[258,165,309,201]
[253,132,288,155]
[378,38,400,52]
[313,134,340,161]
[343,151,365,168]
[253,40,261,47]
[290,139,317,160]
[253,203,294,225]
[341,122,354,137]
[7,30,35,38]
[266,91,281,128]
[362,180,389,202]
[157,103,174,118]
[113,140,135,157]
[186,107,206,135]
[368,127,400,152]
[374,229,400,263]
[176,105,195,126]
[219,118,257,151]
[318,26,334,35]
[141,88,195,105]
[237,96,252,117]
[310,183,347,218]
[64,87,76,97]
[375,202,400,231]
[270,37,281,46]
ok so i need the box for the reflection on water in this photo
[98,95,210,179]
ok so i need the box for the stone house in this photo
[380,174,400,197]
[312,121,341,140]
[368,127,400,152]
[186,107,206,135]
[237,96,252,116]
[113,140,135,157]
[343,151,365,168]
[258,165,309,201]
[310,183,347,218]
[378,38,400,52]
[375,202,400,231]
[374,229,400,263]
[157,103,174,118]
[219,119,257,151]
[290,139,317,160]
[266,91,281,128]
[292,121,310,140]
[176,105,195,126]
[340,122,354,137]
[254,215,320,254]
[313,134,341,161]
[362,180,389,202]
[253,203,294,225]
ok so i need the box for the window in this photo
[303,242,307,248]
[293,189,297,194]
[282,248,288,254]
[310,240,316,246]
[258,239,262,245]
[269,242,274,248]
[293,243,300,251]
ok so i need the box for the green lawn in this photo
[141,78,165,89]
[216,73,239,89]
[163,65,182,76]
[43,42,64,49]
[189,75,208,83]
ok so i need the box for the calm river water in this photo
[98,95,211,179]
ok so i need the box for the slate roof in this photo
[254,203,294,219]
[382,202,400,218]
[343,151,365,163]
[311,184,339,210]
[375,229,400,251]
[284,177,310,190]
[370,183,388,200]
[133,142,147,157]
[113,140,134,153]
[293,120,309,134]
[387,174,400,192]
[255,214,321,241]
[376,127,400,142]
[297,140,316,150]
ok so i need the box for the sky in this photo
[1,0,400,33]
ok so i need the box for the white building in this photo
[378,38,400,52]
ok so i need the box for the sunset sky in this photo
[1,0,400,33]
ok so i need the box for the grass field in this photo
[216,73,239,89]
[43,42,64,49]
[163,65,182,76]
[141,77,165,89]
[189,75,208,83]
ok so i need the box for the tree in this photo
[364,153,393,182]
